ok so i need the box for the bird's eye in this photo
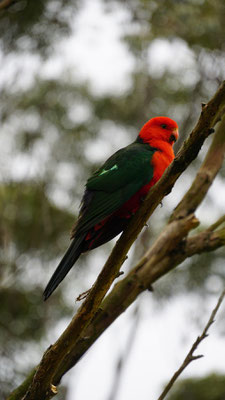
[161,124,167,129]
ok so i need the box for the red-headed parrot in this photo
[44,116,179,300]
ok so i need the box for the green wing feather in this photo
[75,142,156,235]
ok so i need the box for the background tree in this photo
[167,374,225,400]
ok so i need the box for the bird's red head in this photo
[139,117,179,147]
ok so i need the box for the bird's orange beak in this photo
[172,128,179,142]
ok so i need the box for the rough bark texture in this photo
[7,82,225,400]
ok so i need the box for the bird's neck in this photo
[153,139,174,157]
[150,140,175,184]
[140,137,175,163]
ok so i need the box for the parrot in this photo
[43,116,179,300]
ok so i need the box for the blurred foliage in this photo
[120,0,225,51]
[0,0,225,398]
[0,0,79,55]
[167,374,225,400]
[0,184,74,396]
[0,182,74,254]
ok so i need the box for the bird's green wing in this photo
[75,142,156,235]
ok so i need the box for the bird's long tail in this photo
[43,235,85,301]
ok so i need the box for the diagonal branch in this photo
[171,111,225,220]
[207,215,225,232]
[53,217,225,389]
[52,109,225,386]
[7,82,225,400]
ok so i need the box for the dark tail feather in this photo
[43,235,84,301]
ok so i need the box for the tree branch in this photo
[185,226,225,257]
[171,111,225,220]
[53,216,225,389]
[157,289,225,400]
[7,82,225,400]
[51,107,225,386]
[206,215,225,232]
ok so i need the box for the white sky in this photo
[66,293,225,400]
[55,0,135,95]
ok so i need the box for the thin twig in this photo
[206,215,225,232]
[157,290,225,400]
